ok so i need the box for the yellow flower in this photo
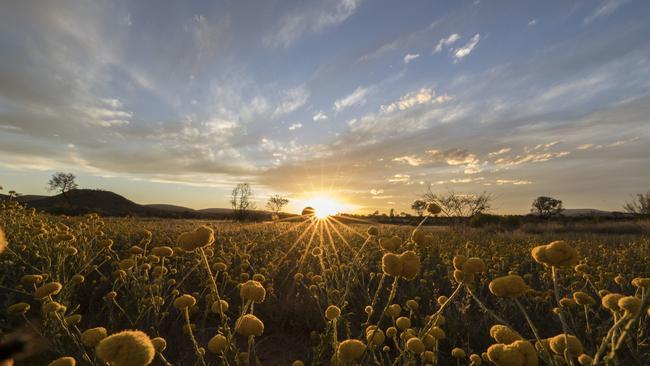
[177,226,215,252]
[618,296,641,316]
[488,275,527,298]
[96,330,155,366]
[240,280,266,303]
[151,337,167,352]
[7,302,30,315]
[531,241,578,267]
[207,334,228,353]
[325,305,341,321]
[451,348,466,358]
[173,294,196,310]
[406,338,425,354]
[34,282,63,299]
[81,327,108,347]
[235,314,264,337]
[548,334,583,356]
[489,325,522,344]
[572,292,595,306]
[337,339,366,362]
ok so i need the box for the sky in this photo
[1,0,649,214]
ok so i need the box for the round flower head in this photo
[451,348,466,359]
[548,334,583,356]
[240,280,266,303]
[631,277,650,288]
[173,294,196,310]
[337,339,366,362]
[325,305,341,321]
[207,334,228,353]
[489,275,527,298]
[0,226,6,254]
[601,293,624,311]
[427,203,442,214]
[487,340,538,366]
[7,302,30,315]
[379,236,401,252]
[152,246,174,257]
[396,316,411,331]
[462,257,486,273]
[48,356,76,366]
[211,299,229,314]
[365,327,385,346]
[95,330,155,366]
[177,226,214,252]
[35,282,63,299]
[531,241,578,267]
[406,338,425,354]
[618,296,641,316]
[572,292,595,306]
[400,251,420,280]
[490,325,522,344]
[235,314,264,337]
[382,253,402,277]
[429,326,446,339]
[21,274,44,286]
[81,327,107,347]
[367,226,379,236]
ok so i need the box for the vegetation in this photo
[230,183,255,220]
[1,201,648,365]
[531,197,564,218]
[623,191,650,215]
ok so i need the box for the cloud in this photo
[388,174,410,183]
[380,88,435,114]
[576,144,594,150]
[584,0,629,24]
[528,19,538,26]
[433,33,460,53]
[263,0,362,48]
[392,155,425,166]
[273,86,310,116]
[288,123,303,130]
[370,189,384,195]
[453,33,480,61]
[313,111,328,121]
[403,53,420,64]
[496,179,532,185]
[334,86,369,112]
[494,151,571,167]
[488,147,512,157]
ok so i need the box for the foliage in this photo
[266,194,289,214]
[423,186,493,217]
[410,200,427,216]
[623,191,650,215]
[47,172,78,195]
[230,183,255,220]
[531,196,564,217]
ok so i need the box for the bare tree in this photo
[422,186,492,217]
[231,183,255,220]
[623,191,650,215]
[266,194,289,214]
[531,196,563,217]
[48,172,78,195]
[411,200,427,216]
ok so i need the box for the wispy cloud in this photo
[433,33,460,53]
[288,123,303,130]
[453,33,480,61]
[403,53,420,64]
[264,0,362,48]
[313,111,328,121]
[584,0,629,24]
[334,86,369,112]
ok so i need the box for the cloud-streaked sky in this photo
[1,0,649,214]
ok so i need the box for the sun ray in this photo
[272,218,318,275]
[324,218,357,256]
[328,216,369,240]
[336,213,379,225]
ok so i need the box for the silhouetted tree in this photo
[48,172,78,195]
[531,196,563,217]
[411,200,427,216]
[623,191,650,215]
[422,186,492,217]
[266,194,289,214]
[231,183,255,220]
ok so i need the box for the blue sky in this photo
[1,0,649,214]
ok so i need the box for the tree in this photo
[531,196,563,217]
[623,191,650,215]
[411,200,427,216]
[422,186,492,217]
[266,194,289,214]
[48,172,78,195]
[230,183,255,220]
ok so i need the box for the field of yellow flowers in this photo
[0,200,648,366]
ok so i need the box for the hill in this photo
[23,189,154,216]
[145,204,195,212]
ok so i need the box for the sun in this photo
[304,196,344,219]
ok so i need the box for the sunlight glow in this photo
[305,196,344,219]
